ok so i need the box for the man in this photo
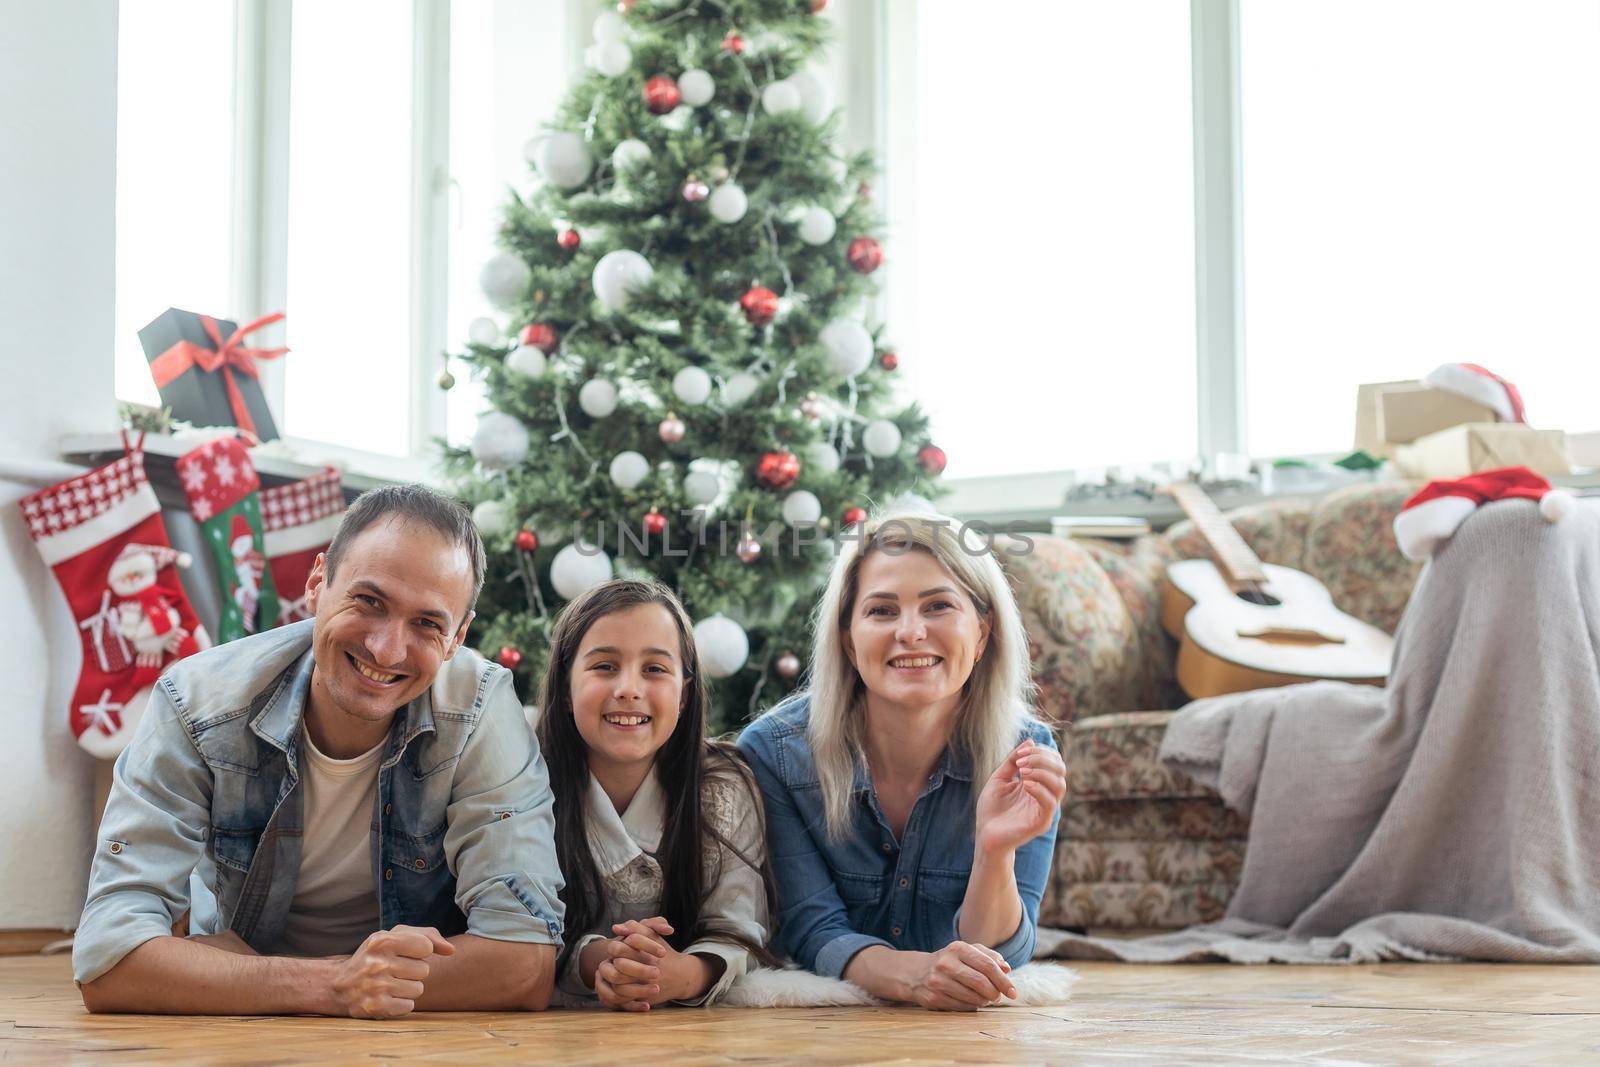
[75,485,563,1017]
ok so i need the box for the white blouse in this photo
[556,763,769,1006]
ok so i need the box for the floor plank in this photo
[1,955,1596,1064]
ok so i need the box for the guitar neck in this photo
[1169,483,1267,586]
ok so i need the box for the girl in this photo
[538,578,772,1010]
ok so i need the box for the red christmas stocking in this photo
[176,436,280,642]
[260,467,345,624]
[18,440,209,758]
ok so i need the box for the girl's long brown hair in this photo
[536,578,778,970]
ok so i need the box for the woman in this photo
[738,513,1067,1011]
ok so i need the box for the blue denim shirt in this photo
[736,694,1059,978]
[73,620,565,984]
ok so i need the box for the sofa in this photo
[995,481,1422,932]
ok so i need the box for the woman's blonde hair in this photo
[804,511,1036,839]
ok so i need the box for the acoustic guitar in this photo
[1159,482,1394,699]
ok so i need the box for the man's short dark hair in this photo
[323,484,487,617]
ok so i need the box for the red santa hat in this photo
[230,512,253,547]
[112,542,193,574]
[1422,363,1526,424]
[1393,466,1575,561]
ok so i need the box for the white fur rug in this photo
[721,962,1079,1008]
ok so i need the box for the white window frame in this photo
[177,0,1250,499]
[880,0,1252,521]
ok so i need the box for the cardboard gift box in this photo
[1393,422,1572,481]
[1354,380,1498,458]
[138,308,285,441]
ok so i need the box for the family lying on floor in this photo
[73,480,1600,1018]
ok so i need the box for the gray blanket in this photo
[1038,497,1600,963]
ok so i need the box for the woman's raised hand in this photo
[974,738,1067,857]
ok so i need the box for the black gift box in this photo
[138,307,281,441]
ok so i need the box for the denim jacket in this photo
[736,694,1058,978]
[73,620,565,984]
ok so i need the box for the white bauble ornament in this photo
[612,138,652,173]
[807,441,840,474]
[471,499,512,538]
[820,319,873,377]
[592,249,654,311]
[471,412,531,469]
[578,378,619,418]
[826,156,848,184]
[592,40,632,77]
[694,614,749,678]
[782,490,822,527]
[672,366,713,406]
[723,371,760,406]
[863,419,902,458]
[592,10,625,42]
[467,317,501,346]
[762,80,802,115]
[677,68,715,107]
[479,253,531,308]
[551,542,614,600]
[534,131,594,190]
[505,344,548,378]
[609,450,650,490]
[790,69,834,124]
[683,469,721,506]
[708,183,748,224]
[798,206,836,246]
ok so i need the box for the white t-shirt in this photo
[277,726,384,957]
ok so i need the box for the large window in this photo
[886,3,1198,481]
[113,0,569,464]
[282,1,415,455]
[114,1,235,410]
[1241,0,1600,458]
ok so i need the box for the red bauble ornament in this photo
[721,32,744,54]
[846,236,883,274]
[644,510,668,536]
[755,450,801,490]
[736,536,763,564]
[918,444,948,476]
[496,645,523,670]
[842,506,867,527]
[739,286,779,327]
[557,228,581,251]
[810,0,829,11]
[617,0,635,10]
[879,350,899,372]
[515,529,539,552]
[519,322,558,353]
[775,651,802,678]
[644,75,681,114]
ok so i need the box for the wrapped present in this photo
[1394,422,1572,481]
[1353,380,1497,458]
[139,308,286,441]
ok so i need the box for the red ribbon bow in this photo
[149,312,288,437]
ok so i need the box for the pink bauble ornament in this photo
[775,652,801,678]
[682,179,710,202]
[658,415,686,443]
[737,536,763,564]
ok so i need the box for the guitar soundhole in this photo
[1236,588,1281,607]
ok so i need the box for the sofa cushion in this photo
[1063,711,1217,801]
[1061,796,1250,841]
[1043,878,1238,930]
[1167,495,1312,571]
[1304,482,1423,635]
[997,536,1182,725]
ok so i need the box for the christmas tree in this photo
[444,0,946,729]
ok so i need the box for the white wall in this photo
[0,0,121,928]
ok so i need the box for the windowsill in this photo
[943,462,1600,531]
[59,431,446,501]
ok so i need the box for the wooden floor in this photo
[1,955,1596,1065]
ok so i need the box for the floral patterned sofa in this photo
[995,482,1422,932]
